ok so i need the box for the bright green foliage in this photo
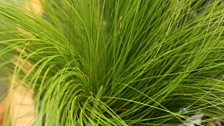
[1,0,224,125]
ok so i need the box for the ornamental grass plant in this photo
[0,0,224,125]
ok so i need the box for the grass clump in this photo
[1,0,224,125]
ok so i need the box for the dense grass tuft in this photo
[1,0,224,125]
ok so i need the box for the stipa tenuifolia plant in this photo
[1,0,224,125]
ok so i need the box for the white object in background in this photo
[185,114,204,126]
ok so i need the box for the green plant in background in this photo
[1,0,224,125]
